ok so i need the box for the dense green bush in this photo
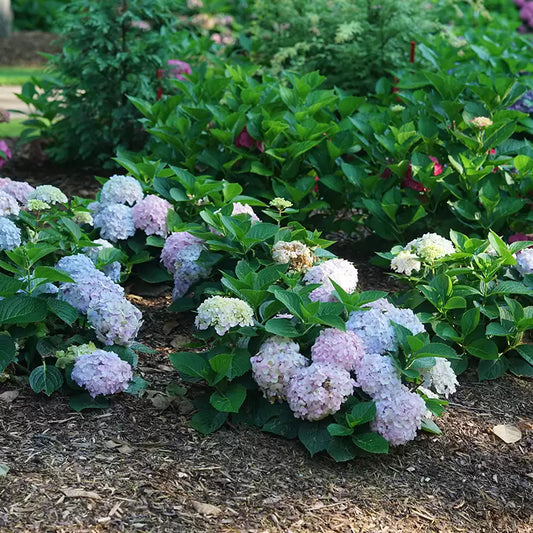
[17,0,189,165]
[250,0,435,94]
[13,0,69,32]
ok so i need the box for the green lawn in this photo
[0,67,43,86]
[0,119,26,136]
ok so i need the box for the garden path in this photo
[0,84,28,114]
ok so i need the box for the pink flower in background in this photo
[167,60,192,81]
[0,140,12,169]
[428,156,443,176]
[130,20,151,30]
[509,233,533,245]
[235,126,264,152]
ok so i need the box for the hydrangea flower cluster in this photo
[371,386,427,445]
[0,216,21,251]
[82,239,121,282]
[391,250,421,276]
[73,210,93,226]
[55,342,97,369]
[406,233,456,263]
[99,175,144,206]
[87,293,142,346]
[272,240,314,272]
[71,349,133,397]
[310,328,364,371]
[231,202,260,221]
[250,337,308,402]
[56,254,141,345]
[346,298,425,355]
[286,362,356,421]
[0,178,35,204]
[93,203,135,242]
[302,258,358,302]
[515,249,533,276]
[0,190,20,217]
[27,185,68,205]
[195,296,254,335]
[131,194,172,237]
[420,358,458,398]
[161,232,211,299]
[26,199,51,211]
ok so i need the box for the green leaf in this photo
[488,281,533,296]
[516,345,533,366]
[191,407,228,435]
[461,308,480,337]
[477,357,509,381]
[465,339,500,360]
[0,295,48,324]
[244,223,280,242]
[209,350,251,380]
[69,393,111,411]
[327,423,354,437]
[0,463,8,476]
[0,334,16,373]
[0,274,25,297]
[29,365,63,396]
[326,437,359,462]
[103,346,138,367]
[508,356,533,377]
[352,432,389,454]
[348,401,377,426]
[298,421,332,457]
[421,419,442,435]
[47,298,79,326]
[414,342,460,360]
[169,352,208,379]
[34,266,74,283]
[264,318,299,337]
[210,383,246,413]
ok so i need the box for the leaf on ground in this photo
[492,424,522,444]
[61,488,101,500]
[191,501,222,516]
[117,444,134,455]
[0,390,19,403]
[0,463,8,476]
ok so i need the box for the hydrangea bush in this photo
[166,203,460,460]
[0,178,149,409]
[379,230,533,380]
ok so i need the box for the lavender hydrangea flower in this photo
[93,203,135,242]
[131,194,172,237]
[371,386,427,445]
[27,185,68,205]
[302,258,358,302]
[82,239,122,282]
[251,336,308,402]
[346,299,425,355]
[0,216,21,250]
[0,179,35,204]
[195,296,254,335]
[286,362,355,421]
[71,349,133,397]
[420,358,458,398]
[354,351,402,400]
[515,249,533,276]
[0,190,20,217]
[161,232,204,273]
[99,175,143,206]
[310,328,365,371]
[231,202,260,221]
[87,293,142,346]
[173,259,211,300]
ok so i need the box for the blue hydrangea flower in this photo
[99,175,143,206]
[93,203,135,242]
[0,216,21,251]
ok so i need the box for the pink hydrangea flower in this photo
[0,178,35,204]
[131,195,172,237]
[310,328,365,371]
[167,59,192,80]
[0,140,12,169]
[235,126,264,152]
[428,156,443,176]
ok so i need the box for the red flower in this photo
[428,156,443,176]
[235,126,263,152]
[509,233,533,244]
[403,162,427,192]
[381,167,392,179]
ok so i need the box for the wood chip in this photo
[0,390,19,403]
[492,425,522,444]
[61,488,101,500]
[191,501,222,516]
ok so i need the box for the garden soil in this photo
[0,152,532,533]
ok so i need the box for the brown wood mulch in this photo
[0,32,59,66]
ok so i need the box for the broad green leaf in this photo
[210,383,246,413]
[169,352,208,379]
[29,365,63,396]
[477,357,509,381]
[191,408,228,435]
[465,339,500,360]
[69,393,111,411]
[352,432,389,454]
[47,299,79,326]
[0,295,48,324]
[0,334,16,373]
[298,421,332,457]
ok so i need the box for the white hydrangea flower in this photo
[272,240,314,272]
[27,185,68,205]
[515,249,533,276]
[302,258,358,302]
[99,175,144,206]
[406,233,455,262]
[195,296,254,335]
[391,250,421,276]
[420,358,458,398]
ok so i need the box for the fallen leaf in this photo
[191,501,222,516]
[149,394,174,411]
[492,424,522,444]
[171,334,190,350]
[62,488,101,500]
[163,320,179,335]
[0,463,8,476]
[117,444,133,454]
[0,390,19,403]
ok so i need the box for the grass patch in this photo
[0,67,44,86]
[0,119,26,137]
